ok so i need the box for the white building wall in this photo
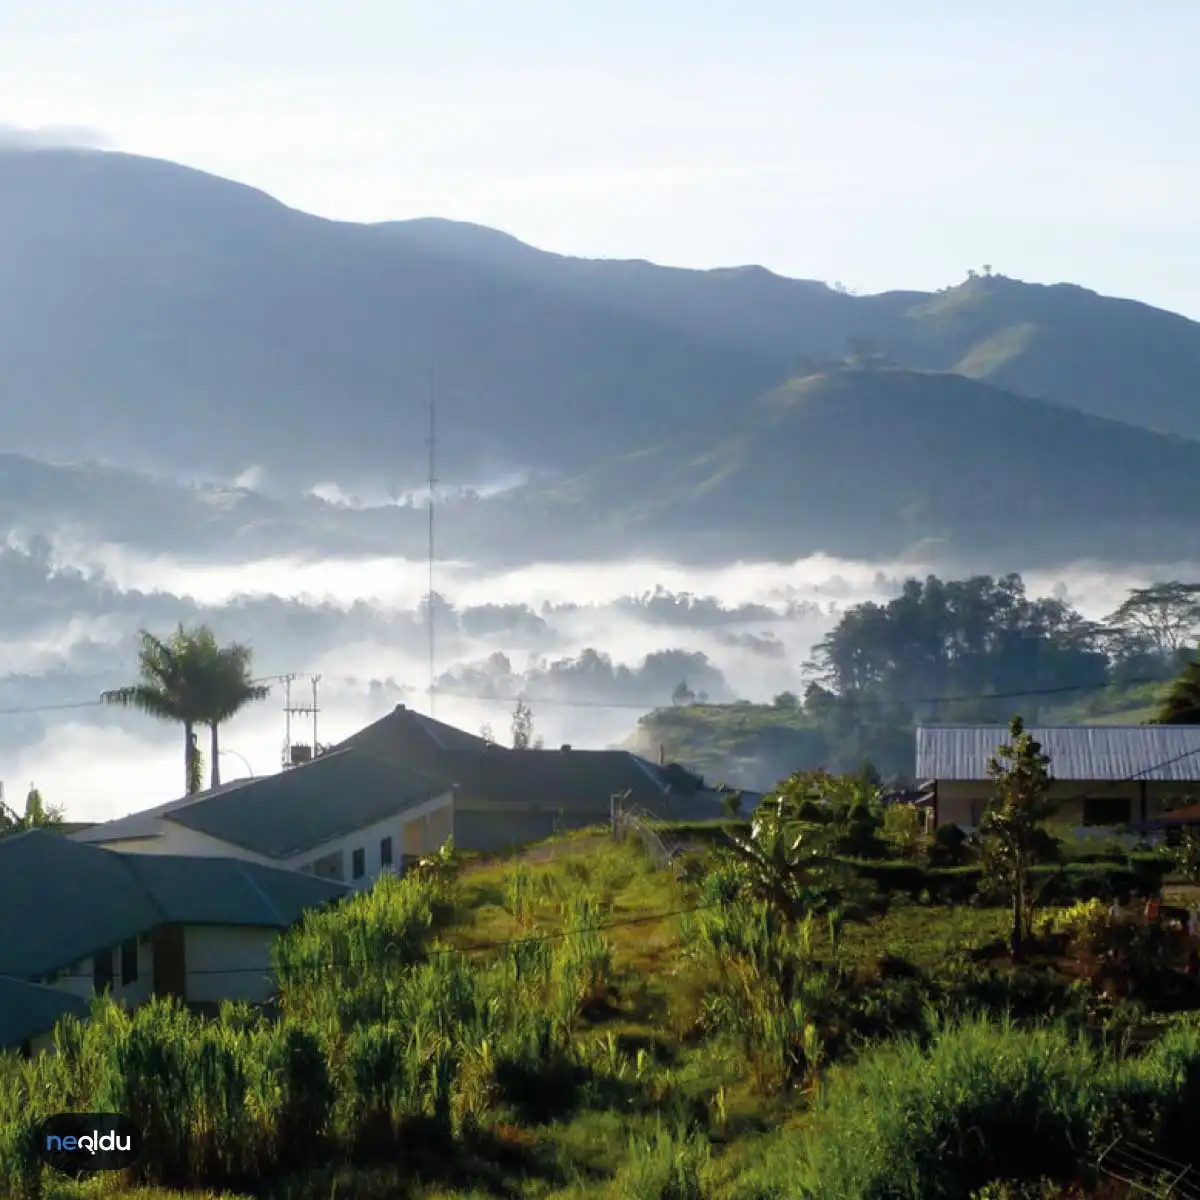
[92,825,278,863]
[184,925,278,1005]
[285,790,455,889]
[44,933,156,1007]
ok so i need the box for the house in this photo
[0,829,349,1053]
[0,976,89,1055]
[73,746,455,884]
[336,704,745,850]
[916,724,1200,830]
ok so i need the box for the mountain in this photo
[3,145,1200,495]
[0,147,782,487]
[528,366,1200,566]
[11,366,1200,571]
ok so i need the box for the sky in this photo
[3,0,1199,317]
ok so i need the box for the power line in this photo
[0,668,1178,718]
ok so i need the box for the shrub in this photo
[793,1017,1108,1198]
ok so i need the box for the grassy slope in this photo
[47,832,1008,1200]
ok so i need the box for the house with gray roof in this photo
[916,724,1200,829]
[73,745,455,885]
[338,704,745,850]
[0,830,350,1053]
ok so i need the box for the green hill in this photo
[530,365,1200,565]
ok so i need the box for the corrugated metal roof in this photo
[0,975,89,1047]
[916,725,1200,782]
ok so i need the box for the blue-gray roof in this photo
[916,725,1200,783]
[0,975,89,1047]
[74,748,449,858]
[0,830,351,981]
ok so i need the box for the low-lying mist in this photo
[0,535,1179,824]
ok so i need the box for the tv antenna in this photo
[281,673,322,768]
[427,365,437,719]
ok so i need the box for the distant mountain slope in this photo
[5,361,1200,570]
[0,148,783,487]
[530,367,1200,565]
[2,147,1200,493]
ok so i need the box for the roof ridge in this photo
[229,860,287,926]
[110,848,173,926]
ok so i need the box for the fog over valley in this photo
[0,526,1182,823]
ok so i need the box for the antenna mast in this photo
[281,672,322,768]
[427,365,437,718]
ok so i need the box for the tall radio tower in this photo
[427,366,437,719]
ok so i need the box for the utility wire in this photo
[47,735,1200,982]
[0,669,1176,717]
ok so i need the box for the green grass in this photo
[12,829,1200,1199]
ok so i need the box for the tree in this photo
[773,691,800,710]
[194,627,270,787]
[479,722,496,745]
[1106,583,1200,657]
[511,699,539,750]
[1154,656,1200,724]
[978,715,1057,955]
[102,625,269,795]
[723,777,867,925]
[0,783,65,837]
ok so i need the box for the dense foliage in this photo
[639,571,1198,785]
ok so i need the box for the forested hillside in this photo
[630,576,1198,788]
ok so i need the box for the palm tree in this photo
[201,633,270,787]
[102,625,269,795]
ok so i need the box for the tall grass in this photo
[682,897,832,1091]
[790,1015,1200,1199]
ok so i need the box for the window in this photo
[120,938,138,986]
[380,836,393,868]
[1082,796,1132,827]
[93,948,114,994]
[352,848,366,879]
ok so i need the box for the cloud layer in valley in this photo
[0,538,1184,824]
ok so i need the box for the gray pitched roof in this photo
[121,855,350,927]
[0,831,164,979]
[75,748,449,858]
[334,704,492,777]
[916,725,1200,783]
[0,975,89,1047]
[0,830,351,980]
[438,746,722,817]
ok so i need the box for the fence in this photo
[610,791,685,868]
[1096,1136,1200,1198]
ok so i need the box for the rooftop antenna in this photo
[427,364,437,719]
[281,673,321,768]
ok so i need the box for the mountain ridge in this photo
[3,145,1200,570]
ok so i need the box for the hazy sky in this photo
[4,0,1198,317]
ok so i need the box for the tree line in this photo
[676,575,1200,785]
